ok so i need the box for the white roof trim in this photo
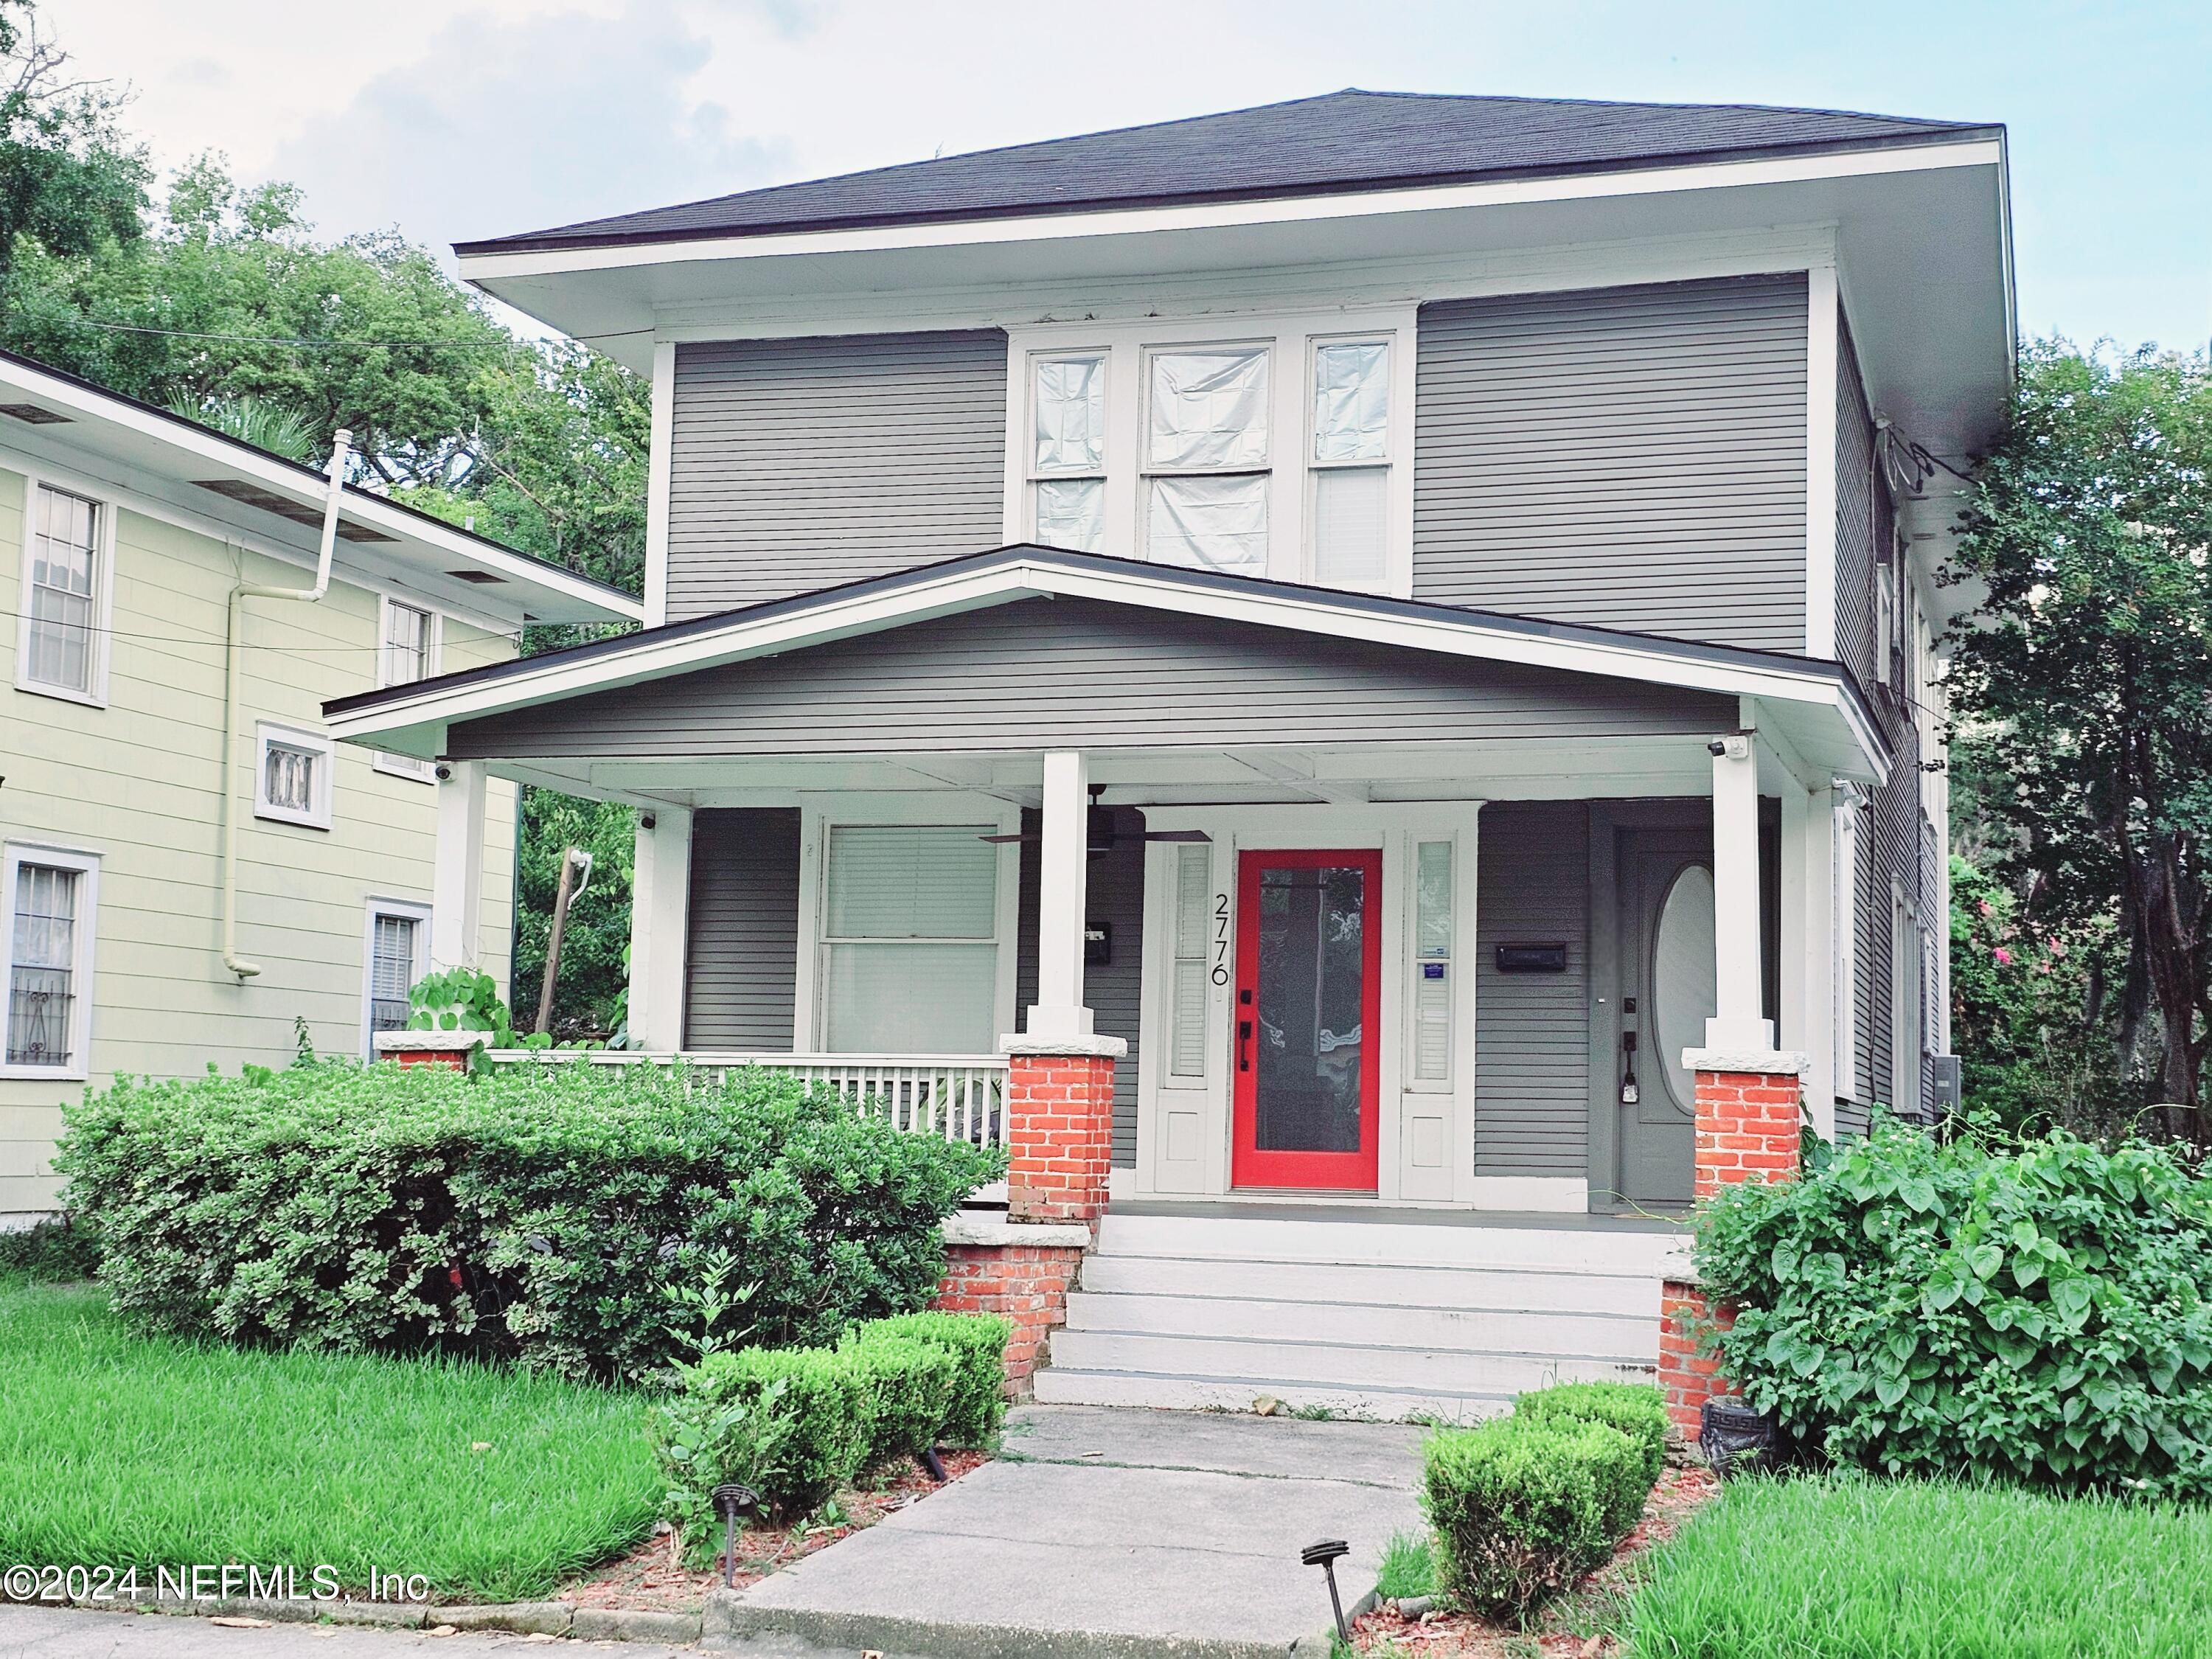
[326,551,1886,778]
[0,354,643,625]
[459,139,2004,284]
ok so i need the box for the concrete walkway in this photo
[718,1403,1427,1658]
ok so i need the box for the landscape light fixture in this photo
[711,1483,760,1589]
[1301,1539,1352,1642]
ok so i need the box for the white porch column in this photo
[1025,749,1094,1041]
[430,760,488,972]
[1782,782,1839,1141]
[1706,735,1774,1051]
[627,805,693,1052]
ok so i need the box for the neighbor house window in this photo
[3,844,97,1078]
[17,484,107,702]
[1143,344,1271,577]
[820,824,1000,1054]
[364,901,428,1051]
[254,723,334,830]
[375,597,440,780]
[1310,339,1392,591]
[1029,353,1106,552]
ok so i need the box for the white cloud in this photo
[274,4,800,257]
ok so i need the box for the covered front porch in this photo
[327,546,1883,1224]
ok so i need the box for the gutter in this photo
[220,431,351,979]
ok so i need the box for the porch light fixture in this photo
[1301,1539,1351,1642]
[711,1482,760,1589]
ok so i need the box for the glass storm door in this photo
[1231,849,1382,1191]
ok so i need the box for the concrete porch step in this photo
[1062,1288,1657,1357]
[1029,1366,1518,1425]
[1093,1208,1689,1278]
[1076,1250,1662,1317]
[1049,1326,1657,1398]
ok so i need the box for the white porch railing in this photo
[482,1048,1011,1153]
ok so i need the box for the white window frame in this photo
[13,475,118,709]
[791,796,1020,1055]
[1023,348,1110,553]
[1305,332,1399,593]
[1890,877,1921,1115]
[373,594,443,782]
[360,896,432,1059]
[254,720,335,830]
[1,841,100,1081]
[1004,307,1417,597]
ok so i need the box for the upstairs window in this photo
[256,723,334,830]
[1030,355,1106,552]
[1009,310,1411,595]
[1310,340,1392,590]
[375,597,440,782]
[1144,346,1270,577]
[18,484,108,703]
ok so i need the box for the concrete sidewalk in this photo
[712,1404,1427,1658]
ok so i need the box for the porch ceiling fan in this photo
[978,787,1210,851]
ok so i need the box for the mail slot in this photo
[1495,942,1567,973]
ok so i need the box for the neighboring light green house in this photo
[0,350,641,1220]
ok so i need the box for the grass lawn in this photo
[1615,1474,2212,1659]
[0,1279,659,1604]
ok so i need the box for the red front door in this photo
[1231,848,1382,1192]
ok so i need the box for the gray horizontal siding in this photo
[450,599,1737,760]
[1475,801,1590,1178]
[1413,275,1809,651]
[665,331,1008,621]
[1015,809,1147,1167]
[684,808,801,1050]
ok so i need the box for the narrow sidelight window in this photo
[1411,839,1453,1085]
[1168,843,1211,1078]
[1030,354,1107,552]
[1144,346,1270,576]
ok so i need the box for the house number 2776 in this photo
[1211,894,1231,985]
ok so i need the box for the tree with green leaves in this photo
[0,1,147,288]
[1947,341,2212,1144]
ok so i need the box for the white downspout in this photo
[221,431,352,978]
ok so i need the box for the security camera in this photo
[640,813,657,830]
[1707,740,1728,757]
[434,763,452,782]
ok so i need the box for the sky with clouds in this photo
[47,0,2212,352]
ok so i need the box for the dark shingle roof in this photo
[456,88,1996,257]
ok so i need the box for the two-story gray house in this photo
[328,92,2010,1417]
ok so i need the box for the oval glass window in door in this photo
[1650,863,1717,1119]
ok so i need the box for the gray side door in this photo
[1612,825,1715,1208]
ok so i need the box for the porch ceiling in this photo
[485,734,1722,813]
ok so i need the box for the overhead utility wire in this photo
[35,316,654,350]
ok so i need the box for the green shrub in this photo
[839,1332,957,1465]
[1514,1380,1669,1502]
[0,1215,100,1282]
[678,1346,869,1523]
[1422,1415,1646,1619]
[855,1311,1012,1447]
[1692,1121,2212,1497]
[56,1062,1001,1382]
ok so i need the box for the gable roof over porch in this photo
[323,543,1888,788]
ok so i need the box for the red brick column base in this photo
[1660,1056,1804,1441]
[933,1233,1091,1395]
[1660,1281,1738,1439]
[373,1033,485,1070]
[1004,1037,1124,1225]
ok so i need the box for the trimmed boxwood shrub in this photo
[840,1332,958,1466]
[858,1310,1014,1447]
[55,1062,1001,1382]
[1514,1381,1669,1503]
[681,1345,871,1518]
[1693,1121,2212,1497]
[1422,1415,1647,1618]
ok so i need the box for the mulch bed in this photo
[560,1449,992,1614]
[1352,1465,1720,1657]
